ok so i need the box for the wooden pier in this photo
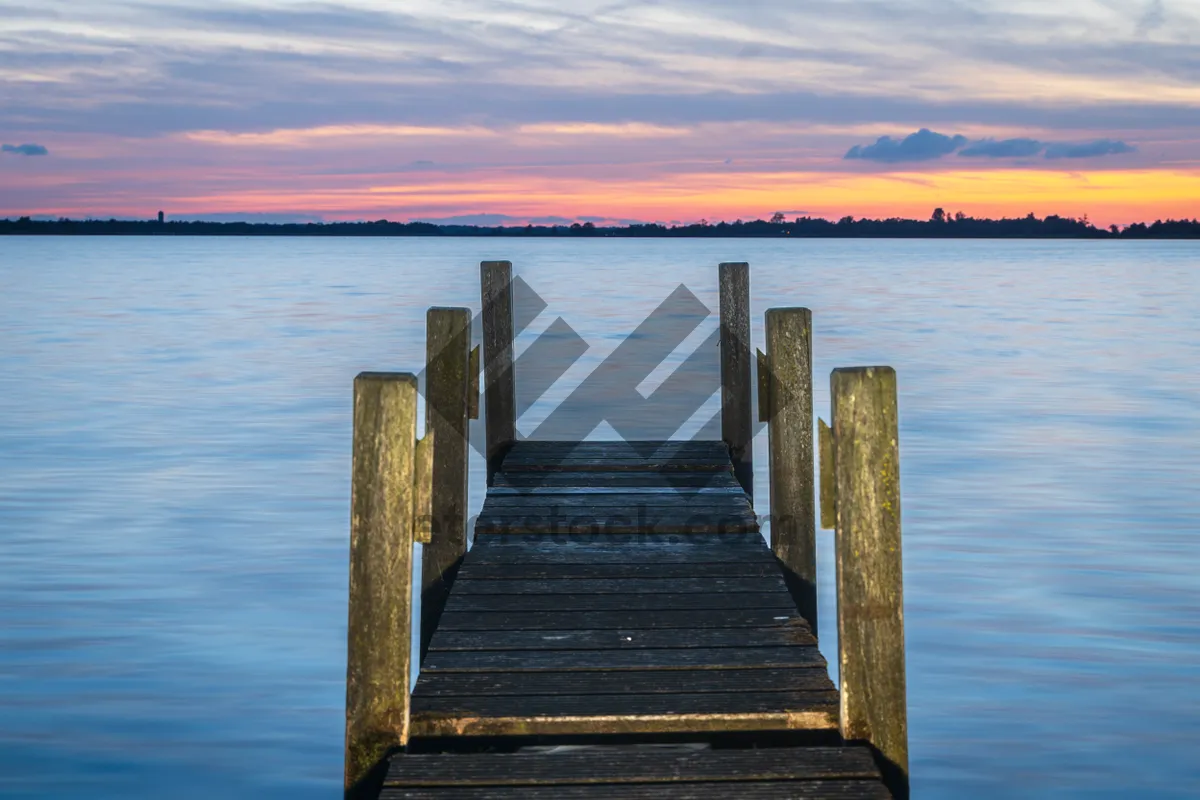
[345,263,908,799]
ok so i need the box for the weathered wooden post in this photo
[719,262,753,499]
[830,366,908,799]
[420,308,473,661]
[344,373,423,797]
[760,308,817,635]
[481,261,517,484]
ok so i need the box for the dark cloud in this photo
[2,143,49,156]
[1043,139,1136,159]
[958,137,1043,158]
[844,129,967,162]
[846,131,1137,163]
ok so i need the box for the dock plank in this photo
[451,576,790,595]
[501,462,732,473]
[410,691,839,736]
[382,783,890,799]
[436,608,801,631]
[481,494,754,507]
[385,440,879,786]
[421,645,825,671]
[474,520,760,536]
[426,626,815,652]
[386,747,881,785]
[468,533,770,560]
[456,563,781,580]
[443,592,793,614]
[492,471,744,489]
[412,666,833,696]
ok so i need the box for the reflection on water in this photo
[1,238,1198,798]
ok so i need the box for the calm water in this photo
[1,237,1198,798]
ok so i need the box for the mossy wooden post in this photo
[345,373,418,797]
[719,262,753,499]
[763,308,817,635]
[831,366,908,799]
[481,261,517,485]
[421,308,472,661]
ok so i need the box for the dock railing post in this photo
[421,308,472,662]
[831,366,909,799]
[719,262,753,499]
[481,261,517,485]
[762,308,817,635]
[345,373,420,798]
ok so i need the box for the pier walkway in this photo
[344,263,908,799]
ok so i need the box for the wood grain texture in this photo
[421,308,472,661]
[451,576,789,595]
[765,307,817,636]
[381,781,890,799]
[476,512,757,526]
[412,430,434,545]
[819,417,835,530]
[481,493,751,507]
[386,746,881,785]
[457,562,781,580]
[412,665,832,696]
[757,347,771,422]
[832,367,908,800]
[442,592,794,614]
[426,625,815,652]
[346,373,418,791]
[436,608,802,631]
[492,471,743,490]
[504,440,729,456]
[410,691,839,736]
[474,519,759,536]
[420,645,826,671]
[467,344,480,420]
[499,460,731,473]
[719,262,754,498]
[481,261,516,483]
[466,534,775,565]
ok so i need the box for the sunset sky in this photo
[1,0,1198,226]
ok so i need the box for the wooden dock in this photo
[345,263,908,799]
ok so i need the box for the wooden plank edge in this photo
[409,709,839,737]
[385,746,880,786]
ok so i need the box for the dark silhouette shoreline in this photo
[2,212,1197,238]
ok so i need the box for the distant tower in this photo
[157,211,164,224]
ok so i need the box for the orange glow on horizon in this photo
[7,166,1197,228]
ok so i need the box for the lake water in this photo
[1,237,1198,798]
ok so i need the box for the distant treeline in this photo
[2,211,1198,238]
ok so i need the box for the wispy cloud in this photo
[183,124,493,147]
[4,1,1200,140]
[1136,0,1166,36]
[2,143,49,156]
[517,123,690,138]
